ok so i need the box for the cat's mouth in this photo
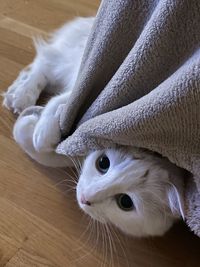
[82,206,105,223]
[78,196,106,223]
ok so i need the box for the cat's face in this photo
[76,148,184,237]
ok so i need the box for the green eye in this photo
[116,194,134,211]
[96,154,110,174]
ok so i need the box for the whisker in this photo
[53,178,77,187]
[108,224,130,267]
[101,224,107,267]
[64,155,80,174]
[74,217,93,252]
[76,156,83,172]
[61,187,76,194]
[70,156,81,174]
[67,167,79,180]
[73,218,100,264]
[105,223,114,267]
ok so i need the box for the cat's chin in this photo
[79,204,176,237]
[80,206,106,223]
[115,216,176,237]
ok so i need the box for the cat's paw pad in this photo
[3,68,39,113]
[33,115,61,153]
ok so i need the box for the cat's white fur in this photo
[3,17,185,237]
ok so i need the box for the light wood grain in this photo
[0,0,200,266]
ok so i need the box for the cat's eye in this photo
[116,194,134,211]
[96,154,110,174]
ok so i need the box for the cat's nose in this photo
[81,195,91,206]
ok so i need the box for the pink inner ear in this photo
[167,185,185,219]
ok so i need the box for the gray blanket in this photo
[56,0,200,236]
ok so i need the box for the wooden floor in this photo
[0,0,200,266]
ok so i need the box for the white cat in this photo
[3,17,185,237]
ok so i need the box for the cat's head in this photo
[76,148,185,237]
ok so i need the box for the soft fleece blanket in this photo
[56,0,200,236]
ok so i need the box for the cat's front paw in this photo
[3,67,40,114]
[3,87,37,114]
[33,115,61,153]
[13,106,43,149]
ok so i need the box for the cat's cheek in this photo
[102,202,120,224]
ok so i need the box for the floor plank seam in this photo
[3,236,29,267]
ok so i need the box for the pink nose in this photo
[81,195,91,206]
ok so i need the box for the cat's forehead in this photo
[81,148,150,186]
[86,148,126,161]
[83,149,131,173]
[85,147,146,165]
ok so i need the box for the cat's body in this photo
[3,17,185,237]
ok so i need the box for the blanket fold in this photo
[56,0,200,236]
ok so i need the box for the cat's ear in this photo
[167,185,185,219]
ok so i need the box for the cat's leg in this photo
[3,17,94,114]
[3,58,48,114]
[32,91,71,153]
[13,106,73,167]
